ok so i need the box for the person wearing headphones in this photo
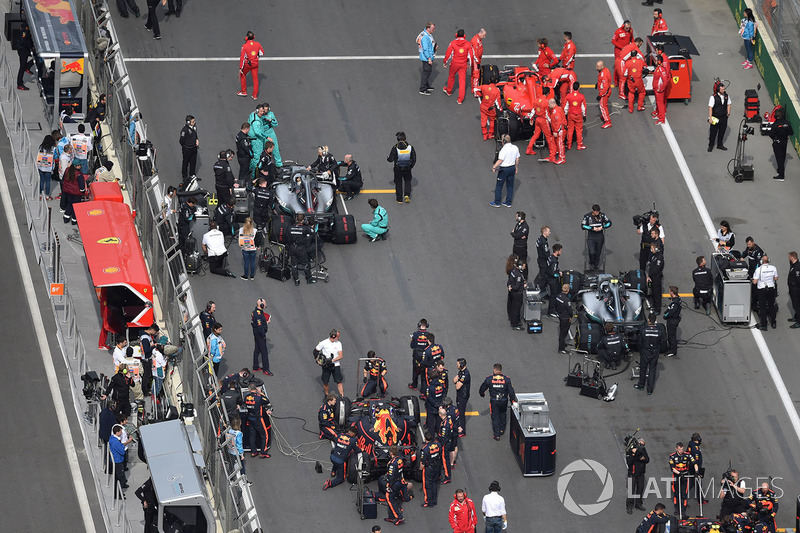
[200,301,216,339]
[453,358,471,437]
[179,115,199,183]
[238,31,265,99]
[490,134,520,207]
[651,8,669,36]
[251,298,271,375]
[506,257,526,330]
[214,149,236,205]
[307,145,338,178]
[387,131,416,204]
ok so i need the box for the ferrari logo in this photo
[459,48,464,53]
[97,237,120,244]
[506,98,513,106]
[87,209,105,216]
[672,76,679,84]
[632,68,637,73]
[103,267,120,274]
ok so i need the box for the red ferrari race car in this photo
[330,396,423,484]
[493,65,543,142]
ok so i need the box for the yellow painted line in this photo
[357,189,396,194]
[421,411,480,418]
[662,293,694,298]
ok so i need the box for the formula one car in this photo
[331,396,422,484]
[578,271,646,327]
[494,65,544,142]
[271,161,338,237]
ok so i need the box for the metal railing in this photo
[77,0,262,530]
[757,0,800,86]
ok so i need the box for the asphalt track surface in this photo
[0,134,104,530]
[107,0,800,530]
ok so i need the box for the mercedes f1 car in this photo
[272,163,337,216]
[579,271,646,327]
[330,396,422,484]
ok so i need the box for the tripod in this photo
[310,219,329,283]
[728,118,755,183]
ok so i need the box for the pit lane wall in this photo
[76,2,262,532]
[724,0,799,156]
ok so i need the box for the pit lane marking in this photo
[605,0,800,448]
[421,411,480,417]
[123,53,613,62]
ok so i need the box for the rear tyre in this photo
[399,396,421,425]
[334,396,352,427]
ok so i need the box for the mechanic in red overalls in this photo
[442,29,476,104]
[470,28,486,95]
[563,82,586,150]
[548,67,577,106]
[618,38,644,100]
[596,60,613,129]
[624,50,646,113]
[238,31,265,100]
[652,56,670,125]
[475,82,501,140]
[525,89,555,157]
[534,38,559,77]
[651,8,669,36]
[548,99,567,165]
[560,31,577,70]
[612,20,634,97]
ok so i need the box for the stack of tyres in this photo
[576,323,602,354]
[561,270,584,297]
[623,270,647,292]
[331,214,357,244]
[270,214,292,244]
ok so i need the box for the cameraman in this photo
[718,469,748,518]
[626,437,649,514]
[636,212,664,271]
[315,329,344,397]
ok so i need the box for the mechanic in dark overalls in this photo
[408,320,432,391]
[663,286,681,357]
[419,433,442,507]
[322,427,357,490]
[478,364,516,440]
[424,370,447,436]
[252,178,272,230]
[511,211,529,278]
[288,214,316,286]
[634,314,663,395]
[581,204,612,270]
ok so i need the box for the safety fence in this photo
[725,0,800,157]
[756,0,800,86]
[77,0,261,531]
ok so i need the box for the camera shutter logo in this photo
[557,459,614,516]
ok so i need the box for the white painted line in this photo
[606,0,800,446]
[123,53,614,63]
[0,156,97,530]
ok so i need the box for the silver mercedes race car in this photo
[579,272,646,326]
[272,164,337,217]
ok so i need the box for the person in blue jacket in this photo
[739,8,756,69]
[361,198,388,242]
[418,22,437,94]
[110,425,128,499]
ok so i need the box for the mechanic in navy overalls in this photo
[244,382,272,457]
[251,298,271,374]
[322,427,357,490]
[478,364,516,440]
[581,204,612,271]
[419,433,442,507]
[382,446,411,525]
[408,319,432,391]
[425,370,447,436]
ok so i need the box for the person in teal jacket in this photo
[248,105,269,176]
[361,198,388,242]
[262,103,282,167]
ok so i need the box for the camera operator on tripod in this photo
[718,469,748,519]
[626,437,649,514]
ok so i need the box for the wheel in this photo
[346,452,360,484]
[684,98,690,105]
[734,174,743,183]
[334,397,352,427]
[507,112,521,142]
[398,396,421,425]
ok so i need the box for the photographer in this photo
[315,329,344,397]
[636,212,664,271]
[626,437,649,514]
[718,469,748,518]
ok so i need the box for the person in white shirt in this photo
[58,142,74,181]
[112,338,128,370]
[151,345,167,399]
[481,480,508,532]
[70,123,93,174]
[490,134,520,208]
[315,329,344,396]
[162,185,177,221]
[202,221,236,277]
[752,255,779,330]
